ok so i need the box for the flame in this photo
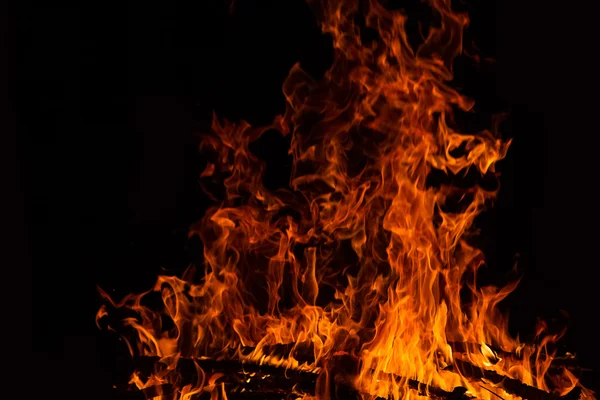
[97,1,595,399]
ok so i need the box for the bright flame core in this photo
[97,1,594,399]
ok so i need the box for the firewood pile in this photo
[112,343,586,400]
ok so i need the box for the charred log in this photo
[451,359,583,400]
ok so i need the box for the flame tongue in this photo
[97,1,593,399]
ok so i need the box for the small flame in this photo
[97,1,595,399]
[480,343,500,366]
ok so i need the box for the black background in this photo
[17,0,600,398]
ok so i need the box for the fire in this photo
[97,1,595,399]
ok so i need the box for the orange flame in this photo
[97,1,595,399]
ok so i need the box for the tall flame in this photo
[97,1,595,399]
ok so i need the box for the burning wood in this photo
[121,355,471,400]
[97,0,596,399]
[113,354,583,400]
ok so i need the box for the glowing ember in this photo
[97,1,595,399]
